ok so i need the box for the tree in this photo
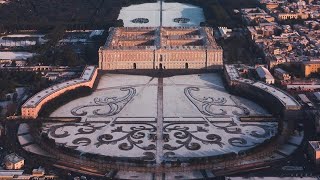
[12,93,17,102]
[274,28,282,36]
[11,60,16,67]
[5,103,16,116]
[114,19,124,27]
[200,22,208,27]
[62,46,80,66]
[6,95,10,101]
[308,22,313,30]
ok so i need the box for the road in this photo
[156,77,164,164]
[155,77,164,180]
[159,0,163,27]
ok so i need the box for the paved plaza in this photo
[43,73,277,163]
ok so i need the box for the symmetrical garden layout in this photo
[118,2,205,27]
[43,73,277,163]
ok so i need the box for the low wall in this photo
[21,66,98,119]
[232,81,286,116]
[227,80,301,132]
[239,115,277,122]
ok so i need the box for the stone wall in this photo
[21,66,98,119]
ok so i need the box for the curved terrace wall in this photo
[233,81,287,116]
[21,66,98,119]
[18,71,295,175]
[224,65,301,121]
[231,81,300,120]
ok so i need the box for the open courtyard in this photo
[43,73,277,164]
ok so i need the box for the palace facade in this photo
[99,27,223,70]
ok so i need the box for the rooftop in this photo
[256,66,274,80]
[274,68,288,74]
[22,66,96,108]
[303,60,320,65]
[4,153,24,163]
[0,170,24,176]
[224,64,241,80]
[314,92,320,100]
[225,64,300,108]
[102,27,221,51]
[0,52,34,60]
[309,141,320,151]
[252,81,299,106]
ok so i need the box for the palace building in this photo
[98,27,223,70]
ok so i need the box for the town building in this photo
[277,13,309,20]
[286,83,320,91]
[4,153,24,170]
[274,68,291,80]
[256,66,275,84]
[32,167,45,177]
[298,94,313,107]
[303,61,320,77]
[224,64,301,123]
[0,169,56,179]
[247,22,279,41]
[314,92,320,102]
[265,2,279,9]
[218,27,232,39]
[308,141,320,165]
[245,0,320,74]
[99,27,223,70]
[44,72,60,81]
[0,52,34,67]
[241,8,275,24]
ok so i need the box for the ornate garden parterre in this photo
[43,74,277,162]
